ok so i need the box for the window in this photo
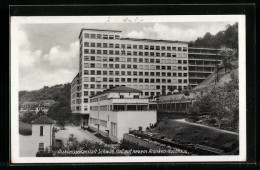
[97,70,101,75]
[97,34,102,39]
[115,35,120,39]
[139,52,143,56]
[127,78,131,82]
[172,53,176,57]
[90,43,95,47]
[133,71,137,76]
[109,43,114,48]
[156,46,160,50]
[167,66,171,70]
[84,33,90,38]
[109,35,114,39]
[133,65,137,69]
[167,46,171,51]
[127,64,131,69]
[121,44,126,48]
[91,56,95,61]
[156,79,160,83]
[121,64,126,68]
[145,72,149,76]
[161,46,165,50]
[183,47,187,51]
[103,35,108,39]
[115,64,120,68]
[90,70,95,75]
[121,71,125,75]
[109,78,114,82]
[84,70,89,75]
[89,34,96,39]
[139,58,143,62]
[172,47,176,51]
[183,66,187,70]
[139,45,143,49]
[103,77,107,82]
[103,64,108,68]
[145,79,149,83]
[156,59,160,63]
[115,44,120,48]
[183,60,187,64]
[127,58,131,62]
[90,63,95,68]
[40,126,43,136]
[178,79,182,83]
[178,47,182,51]
[127,44,131,49]
[150,46,154,50]
[84,49,89,54]
[84,42,89,47]
[145,45,149,50]
[133,45,137,49]
[178,73,182,77]
[156,72,160,76]
[162,72,166,76]
[39,143,44,152]
[84,98,88,103]
[109,71,114,75]
[133,58,137,62]
[178,60,182,64]
[139,78,143,83]
[139,72,143,76]
[127,71,131,75]
[91,77,95,82]
[109,57,114,62]
[145,92,149,96]
[121,78,125,82]
[150,72,154,76]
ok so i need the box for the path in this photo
[174,119,238,135]
[55,125,104,144]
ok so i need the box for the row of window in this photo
[84,56,188,64]
[82,87,187,99]
[84,33,120,40]
[84,70,188,77]
[83,49,187,58]
[83,42,187,52]
[83,77,188,86]
[83,63,188,70]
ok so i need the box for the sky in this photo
[16,21,236,91]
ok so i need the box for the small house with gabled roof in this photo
[31,115,55,155]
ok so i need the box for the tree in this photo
[162,87,166,96]
[55,107,72,129]
[19,111,39,124]
[219,49,237,73]
[37,110,45,117]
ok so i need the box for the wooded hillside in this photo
[19,83,71,105]
[189,23,238,50]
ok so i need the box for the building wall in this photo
[30,124,53,155]
[89,110,156,142]
[117,111,157,142]
[188,47,223,87]
[77,29,189,115]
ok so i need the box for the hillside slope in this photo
[19,83,71,104]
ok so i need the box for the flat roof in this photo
[79,28,122,38]
[90,86,142,98]
[189,47,222,50]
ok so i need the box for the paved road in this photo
[174,119,238,135]
[55,125,104,144]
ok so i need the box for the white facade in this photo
[71,29,189,116]
[88,88,157,142]
[31,124,53,154]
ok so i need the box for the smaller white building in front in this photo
[89,86,157,142]
[31,115,54,155]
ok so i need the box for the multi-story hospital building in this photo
[71,29,189,125]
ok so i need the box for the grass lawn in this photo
[150,119,239,152]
